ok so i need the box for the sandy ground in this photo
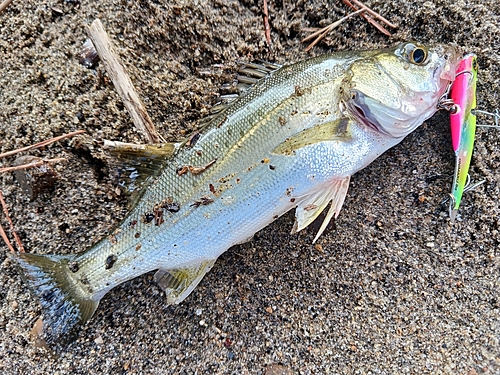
[1,0,500,374]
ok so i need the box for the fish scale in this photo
[80,60,356,288]
[79,55,366,289]
[14,42,459,345]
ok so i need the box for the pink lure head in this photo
[450,54,477,153]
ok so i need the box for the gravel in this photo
[1,0,499,373]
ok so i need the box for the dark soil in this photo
[1,0,499,373]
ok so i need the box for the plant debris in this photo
[0,130,85,159]
[79,38,100,68]
[302,0,396,51]
[0,190,24,253]
[0,0,13,13]
[12,155,59,200]
[0,157,67,174]
[342,0,396,36]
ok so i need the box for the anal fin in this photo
[154,260,215,305]
[293,176,351,243]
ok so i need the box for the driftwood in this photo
[0,0,14,13]
[87,19,161,144]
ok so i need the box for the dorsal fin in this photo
[196,61,282,128]
[236,61,282,83]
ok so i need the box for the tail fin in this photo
[15,253,99,345]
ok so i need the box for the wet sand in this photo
[1,0,499,373]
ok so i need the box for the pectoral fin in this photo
[293,176,351,243]
[154,260,215,305]
[272,118,350,156]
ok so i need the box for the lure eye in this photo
[472,58,478,71]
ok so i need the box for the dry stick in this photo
[0,191,25,253]
[0,223,15,254]
[342,0,392,36]
[0,158,66,174]
[0,0,14,13]
[88,19,161,144]
[302,9,365,42]
[0,130,85,159]
[350,0,397,28]
[302,9,365,52]
[263,0,272,45]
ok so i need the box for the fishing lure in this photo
[449,53,478,221]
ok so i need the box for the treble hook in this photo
[474,108,500,128]
[447,175,486,220]
[437,81,456,112]
[442,174,486,204]
[437,70,475,112]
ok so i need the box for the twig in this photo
[0,130,85,159]
[0,0,14,13]
[0,223,15,254]
[0,158,66,174]
[88,19,162,144]
[342,0,394,36]
[350,0,396,28]
[302,9,365,52]
[263,0,271,46]
[0,191,24,253]
[302,9,365,42]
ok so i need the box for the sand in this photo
[0,0,499,373]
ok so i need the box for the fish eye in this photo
[401,43,429,65]
[409,47,428,65]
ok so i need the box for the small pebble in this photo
[265,364,292,375]
[94,335,104,345]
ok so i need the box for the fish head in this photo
[342,42,460,138]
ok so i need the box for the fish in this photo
[13,42,459,345]
[448,53,478,221]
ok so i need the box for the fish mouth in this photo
[343,90,385,134]
[436,45,462,81]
